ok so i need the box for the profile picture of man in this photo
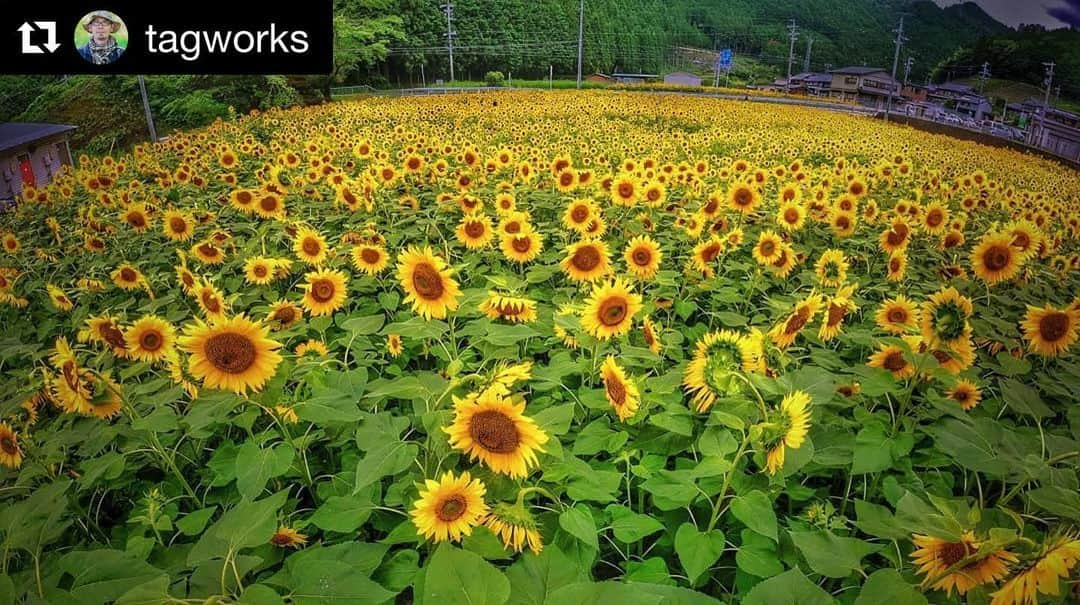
[75,11,128,65]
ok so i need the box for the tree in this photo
[319,0,406,99]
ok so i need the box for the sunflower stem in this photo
[706,433,751,533]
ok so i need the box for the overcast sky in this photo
[934,0,1072,28]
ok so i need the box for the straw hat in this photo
[82,11,122,33]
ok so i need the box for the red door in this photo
[18,155,35,189]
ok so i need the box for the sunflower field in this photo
[1,91,1079,604]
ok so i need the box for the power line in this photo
[785,19,798,91]
[441,2,456,82]
[885,14,907,122]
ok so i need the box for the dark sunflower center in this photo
[270,533,293,546]
[890,258,902,272]
[887,228,906,246]
[760,241,776,256]
[571,206,589,222]
[1012,232,1030,250]
[237,191,253,204]
[505,221,522,235]
[511,236,532,253]
[733,188,753,206]
[887,308,907,323]
[704,199,719,214]
[606,375,627,406]
[982,245,1011,272]
[274,307,297,323]
[927,210,943,227]
[311,279,336,303]
[468,410,521,454]
[204,332,257,374]
[302,238,321,256]
[1039,312,1069,342]
[140,331,162,351]
[412,264,445,300]
[618,183,634,199]
[260,196,279,212]
[572,246,602,271]
[632,248,652,266]
[169,217,187,233]
[560,172,574,187]
[784,208,800,223]
[437,494,468,521]
[0,436,16,455]
[647,187,661,202]
[883,351,907,371]
[181,272,195,288]
[701,244,721,263]
[128,214,146,228]
[495,302,525,316]
[827,303,846,327]
[361,248,381,264]
[120,268,137,282]
[198,243,217,257]
[835,215,851,229]
[598,297,628,327]
[938,541,973,567]
[202,292,221,313]
[253,265,268,277]
[465,221,485,238]
[951,389,971,403]
[785,307,811,335]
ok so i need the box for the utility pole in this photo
[1030,61,1054,147]
[977,61,991,94]
[885,14,907,122]
[441,3,455,83]
[137,75,157,143]
[576,0,584,89]
[903,56,914,86]
[786,20,799,92]
[803,36,813,73]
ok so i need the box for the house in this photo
[827,67,900,108]
[788,72,832,96]
[663,72,702,87]
[901,83,929,102]
[928,82,992,120]
[586,73,614,84]
[612,73,660,85]
[0,123,76,207]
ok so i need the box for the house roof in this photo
[664,71,700,78]
[934,82,975,94]
[0,123,76,155]
[830,66,887,75]
[791,72,832,83]
[612,73,659,78]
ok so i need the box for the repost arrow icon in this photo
[18,22,43,54]
[35,21,60,53]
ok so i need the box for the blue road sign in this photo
[719,48,733,71]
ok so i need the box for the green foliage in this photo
[485,71,508,87]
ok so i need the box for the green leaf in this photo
[715,311,747,327]
[559,505,599,551]
[674,523,725,582]
[640,470,699,511]
[624,558,672,585]
[59,550,166,605]
[421,545,511,605]
[463,526,514,560]
[698,426,738,457]
[292,560,396,605]
[296,368,368,423]
[924,419,1012,478]
[790,529,880,578]
[545,582,661,605]
[609,506,665,543]
[504,545,586,605]
[235,441,294,500]
[341,314,385,336]
[533,403,575,436]
[735,531,784,578]
[854,569,926,605]
[852,423,894,474]
[730,491,778,542]
[188,490,287,565]
[999,379,1053,418]
[375,549,420,593]
[853,500,908,540]
[993,352,1031,377]
[114,575,174,605]
[743,568,834,605]
[1026,486,1080,522]
[382,316,447,339]
[176,507,217,537]
[309,485,378,533]
[353,440,419,493]
[480,323,543,347]
[649,406,695,437]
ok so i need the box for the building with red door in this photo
[0,123,77,208]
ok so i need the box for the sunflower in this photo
[561,240,611,282]
[498,211,532,239]
[47,284,74,311]
[0,421,24,469]
[178,315,283,395]
[500,230,544,264]
[769,293,823,349]
[78,315,128,357]
[624,235,662,280]
[269,527,308,549]
[690,238,725,275]
[300,269,349,317]
[253,192,286,220]
[494,192,516,215]
[1,233,19,254]
[752,230,784,266]
[948,379,982,411]
[295,339,330,357]
[162,209,195,241]
[763,391,811,475]
[445,391,549,478]
[879,218,912,253]
[348,244,388,276]
[776,201,806,232]
[728,182,761,215]
[410,471,489,544]
[293,227,329,266]
[266,300,303,329]
[111,264,147,291]
[479,292,538,323]
[919,287,973,349]
[642,180,666,207]
[818,284,857,341]
[244,257,277,286]
[971,231,1023,286]
[610,175,639,206]
[84,375,124,420]
[229,189,257,213]
[122,204,151,232]
[601,356,640,421]
[911,532,1016,596]
[642,315,662,354]
[830,210,857,238]
[683,330,761,412]
[886,251,907,282]
[581,278,642,340]
[191,240,226,265]
[1020,304,1078,357]
[867,343,915,379]
[124,315,176,363]
[814,249,848,288]
[194,281,228,319]
[875,296,918,334]
[554,167,578,193]
[990,534,1080,605]
[397,247,462,320]
[922,202,950,235]
[485,502,543,554]
[563,199,597,233]
[387,333,403,357]
[455,213,495,249]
